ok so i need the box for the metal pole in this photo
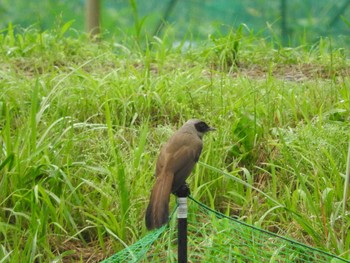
[178,197,187,263]
[175,184,190,263]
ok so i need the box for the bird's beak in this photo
[208,127,216,131]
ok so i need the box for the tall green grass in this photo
[0,23,349,262]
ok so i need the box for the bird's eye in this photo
[195,121,209,132]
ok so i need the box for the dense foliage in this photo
[0,24,349,261]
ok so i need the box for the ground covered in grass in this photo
[0,25,350,262]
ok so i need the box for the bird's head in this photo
[185,119,216,138]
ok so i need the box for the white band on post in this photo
[177,197,188,219]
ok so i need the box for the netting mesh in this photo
[100,224,167,263]
[102,197,349,263]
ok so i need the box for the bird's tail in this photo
[145,172,174,230]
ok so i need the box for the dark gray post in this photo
[175,184,190,263]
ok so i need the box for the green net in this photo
[100,224,167,263]
[102,197,349,263]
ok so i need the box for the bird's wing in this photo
[164,135,203,192]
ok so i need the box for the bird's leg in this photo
[173,183,191,197]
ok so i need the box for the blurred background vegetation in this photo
[0,0,349,47]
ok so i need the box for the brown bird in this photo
[145,119,215,230]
